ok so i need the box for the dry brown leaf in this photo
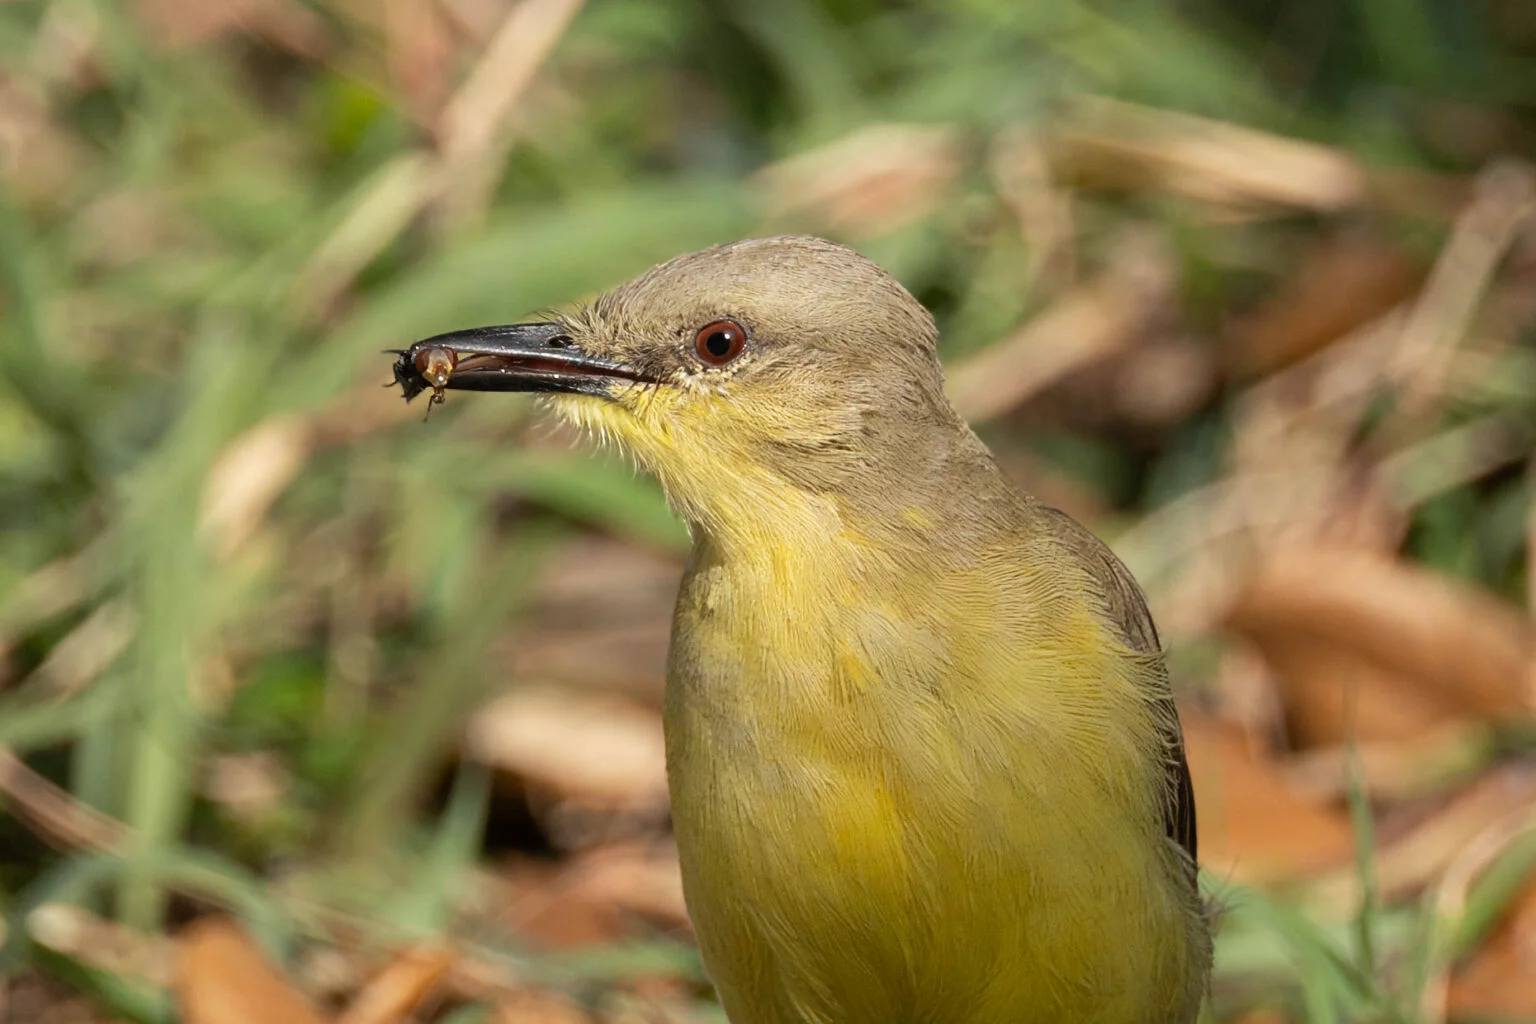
[495,856,630,949]
[563,843,689,930]
[177,918,326,1024]
[1051,96,1368,213]
[1225,549,1536,746]
[1448,876,1536,1019]
[493,989,592,1024]
[1126,348,1523,650]
[464,688,667,812]
[488,844,686,951]
[335,946,454,1024]
[1182,713,1355,885]
[1117,308,1410,643]
[1249,636,1459,747]
[1282,721,1494,803]
[1223,232,1424,379]
[755,123,961,237]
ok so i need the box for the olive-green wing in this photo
[1040,507,1198,867]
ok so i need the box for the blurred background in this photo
[0,0,1533,1021]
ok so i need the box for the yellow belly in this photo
[663,547,1206,1023]
[668,707,1201,1024]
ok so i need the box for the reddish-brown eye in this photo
[693,319,747,366]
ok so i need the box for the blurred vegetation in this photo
[0,0,1533,1021]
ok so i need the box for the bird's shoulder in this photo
[1025,504,1199,868]
[1028,505,1160,654]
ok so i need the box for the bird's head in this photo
[395,236,970,541]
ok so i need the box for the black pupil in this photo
[705,329,734,357]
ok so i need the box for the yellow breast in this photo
[663,527,1206,1024]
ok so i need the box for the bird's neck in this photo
[673,461,855,567]
[677,423,1021,572]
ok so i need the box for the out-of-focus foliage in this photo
[0,0,1533,1021]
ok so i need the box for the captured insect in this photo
[387,345,459,418]
[386,321,608,416]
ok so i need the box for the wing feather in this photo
[1040,507,1199,866]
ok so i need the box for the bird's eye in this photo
[693,319,747,366]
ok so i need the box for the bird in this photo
[391,235,1213,1023]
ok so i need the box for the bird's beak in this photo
[389,321,650,403]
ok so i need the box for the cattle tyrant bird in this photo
[390,235,1212,1024]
